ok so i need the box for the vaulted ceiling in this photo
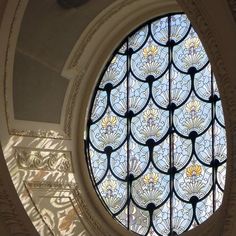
[1,0,236,236]
[14,0,114,123]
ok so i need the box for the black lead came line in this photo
[126,37,131,230]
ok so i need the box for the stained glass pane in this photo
[85,13,227,236]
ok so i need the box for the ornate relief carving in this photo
[64,70,85,137]
[15,148,73,172]
[10,128,67,140]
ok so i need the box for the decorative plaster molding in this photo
[25,181,76,190]
[10,128,67,139]
[69,0,136,70]
[64,69,86,137]
[15,148,73,173]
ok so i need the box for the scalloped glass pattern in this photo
[85,13,227,236]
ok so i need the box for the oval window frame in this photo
[70,1,232,235]
[84,11,227,236]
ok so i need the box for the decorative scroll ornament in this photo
[86,13,227,235]
[16,148,73,172]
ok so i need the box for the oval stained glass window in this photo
[85,13,227,235]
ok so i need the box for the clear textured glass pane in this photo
[97,171,127,214]
[174,93,212,136]
[89,109,127,151]
[170,14,190,43]
[174,157,213,201]
[132,164,169,208]
[173,28,208,72]
[100,54,127,88]
[131,37,168,80]
[194,64,212,100]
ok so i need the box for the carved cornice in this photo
[10,128,66,139]
[64,69,85,137]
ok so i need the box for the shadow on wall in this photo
[57,0,89,9]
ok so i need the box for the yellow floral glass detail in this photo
[143,108,158,121]
[143,45,158,58]
[102,115,117,129]
[186,99,201,113]
[185,37,200,50]
[143,172,158,185]
[111,56,117,64]
[102,179,117,192]
[186,164,202,177]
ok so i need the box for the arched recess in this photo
[68,0,235,235]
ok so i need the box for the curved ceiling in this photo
[13,0,114,123]
[0,0,236,236]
